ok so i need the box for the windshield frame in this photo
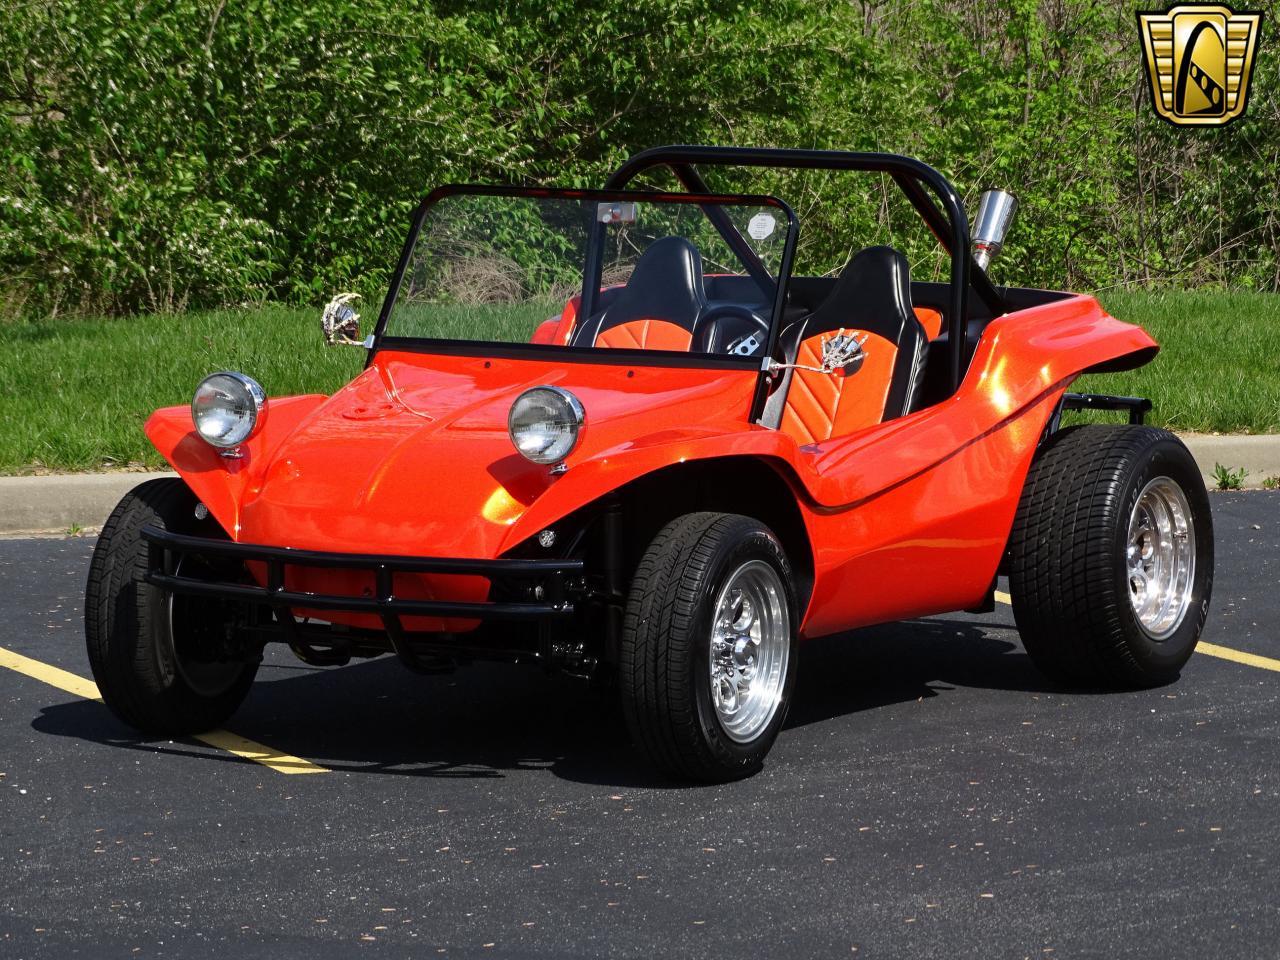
[369,184,799,371]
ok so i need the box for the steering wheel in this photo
[700,304,770,356]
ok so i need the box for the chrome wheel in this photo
[709,560,790,743]
[1126,476,1196,640]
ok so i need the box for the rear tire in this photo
[85,478,258,734]
[620,513,797,782]
[1007,425,1213,688]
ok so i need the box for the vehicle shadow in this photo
[31,617,1066,789]
[786,617,1064,729]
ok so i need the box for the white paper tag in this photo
[747,212,776,240]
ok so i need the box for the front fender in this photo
[145,394,329,537]
[500,426,800,551]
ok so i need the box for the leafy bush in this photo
[1,0,1278,317]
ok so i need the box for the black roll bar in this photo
[604,144,1007,393]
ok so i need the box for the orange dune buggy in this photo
[85,146,1213,781]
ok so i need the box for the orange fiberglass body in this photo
[134,145,1165,684]
[145,290,1154,640]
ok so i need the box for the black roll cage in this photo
[603,145,1008,406]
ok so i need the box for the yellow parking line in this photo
[0,645,326,775]
[191,729,328,774]
[990,593,1279,674]
[0,646,101,701]
[1195,641,1280,673]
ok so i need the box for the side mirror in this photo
[321,292,366,347]
[970,189,1018,271]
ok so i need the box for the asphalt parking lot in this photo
[1,492,1277,959]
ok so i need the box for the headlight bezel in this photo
[191,371,268,451]
[507,385,586,467]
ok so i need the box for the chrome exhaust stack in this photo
[970,189,1018,271]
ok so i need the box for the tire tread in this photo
[1007,424,1211,687]
[84,478,255,733]
[620,513,793,782]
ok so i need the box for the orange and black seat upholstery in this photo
[913,305,944,340]
[770,246,928,445]
[572,236,707,351]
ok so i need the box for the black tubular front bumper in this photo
[141,526,587,670]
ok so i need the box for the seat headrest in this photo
[596,236,707,334]
[803,245,914,342]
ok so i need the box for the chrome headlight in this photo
[191,372,267,449]
[508,386,585,466]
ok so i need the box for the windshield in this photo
[380,187,796,360]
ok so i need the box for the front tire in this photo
[620,513,798,782]
[85,478,258,734]
[1007,425,1213,688]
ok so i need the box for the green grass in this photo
[1079,289,1280,434]
[0,306,364,473]
[0,289,1276,474]
[392,300,557,341]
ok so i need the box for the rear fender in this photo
[794,295,1157,506]
[966,293,1157,407]
[144,394,329,537]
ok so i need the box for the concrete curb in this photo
[1180,434,1280,488]
[0,472,175,537]
[0,434,1276,536]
